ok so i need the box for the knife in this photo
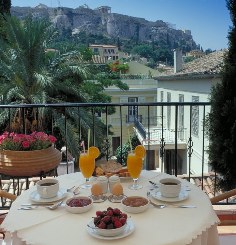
[21,203,56,206]
[176,205,196,208]
[149,181,159,187]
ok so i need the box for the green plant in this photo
[115,134,141,165]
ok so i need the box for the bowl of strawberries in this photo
[89,207,128,237]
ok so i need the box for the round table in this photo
[1,171,220,245]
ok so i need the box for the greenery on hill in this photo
[52,31,176,66]
[207,0,236,190]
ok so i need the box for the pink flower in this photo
[48,135,57,143]
[22,141,30,148]
[0,131,57,151]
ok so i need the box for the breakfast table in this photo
[1,171,220,245]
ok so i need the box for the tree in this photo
[0,0,11,40]
[131,44,153,59]
[207,0,236,190]
[0,16,129,157]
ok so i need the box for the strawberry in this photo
[120,217,127,225]
[96,211,103,217]
[113,208,121,215]
[106,209,113,216]
[101,215,111,223]
[98,221,106,229]
[111,216,119,223]
[114,220,123,228]
[120,213,128,219]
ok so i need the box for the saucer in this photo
[89,194,107,203]
[30,189,67,203]
[108,194,127,203]
[86,218,135,240]
[151,190,189,202]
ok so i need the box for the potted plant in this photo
[0,132,62,177]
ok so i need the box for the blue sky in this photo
[11,0,231,51]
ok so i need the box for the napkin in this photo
[1,172,85,232]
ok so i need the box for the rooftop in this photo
[157,50,226,79]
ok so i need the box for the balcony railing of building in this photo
[0,102,234,208]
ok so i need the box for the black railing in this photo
[0,102,234,207]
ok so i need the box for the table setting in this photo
[1,145,220,245]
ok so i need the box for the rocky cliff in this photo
[11,4,197,50]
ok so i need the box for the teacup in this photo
[36,179,59,199]
[159,178,181,198]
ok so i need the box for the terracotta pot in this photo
[0,146,62,177]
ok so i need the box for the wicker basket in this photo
[0,146,62,177]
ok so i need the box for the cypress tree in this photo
[207,0,236,190]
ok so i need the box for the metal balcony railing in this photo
[0,102,233,207]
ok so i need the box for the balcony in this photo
[0,102,235,208]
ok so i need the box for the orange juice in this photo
[127,153,143,179]
[79,153,95,178]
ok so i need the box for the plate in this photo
[89,195,107,203]
[151,190,189,202]
[30,189,67,203]
[86,218,135,240]
[108,194,127,203]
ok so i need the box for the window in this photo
[167,92,171,129]
[160,91,164,102]
[192,96,199,136]
[128,97,138,122]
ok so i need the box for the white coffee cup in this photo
[36,179,59,199]
[159,178,181,198]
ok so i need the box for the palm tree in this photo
[0,16,129,157]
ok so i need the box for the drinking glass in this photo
[79,152,95,188]
[127,152,143,190]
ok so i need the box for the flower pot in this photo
[0,146,62,177]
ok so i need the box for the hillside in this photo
[11,4,198,53]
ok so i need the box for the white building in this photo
[103,50,225,175]
[150,50,225,175]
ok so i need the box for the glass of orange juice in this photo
[79,146,100,188]
[127,145,146,190]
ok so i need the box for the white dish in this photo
[151,190,189,202]
[121,196,150,213]
[89,194,107,203]
[108,194,127,203]
[87,218,135,240]
[30,189,67,203]
[65,196,93,214]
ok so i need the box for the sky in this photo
[11,0,231,51]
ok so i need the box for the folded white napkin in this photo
[1,172,85,232]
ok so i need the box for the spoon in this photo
[46,200,63,210]
[72,187,80,195]
[67,186,75,192]
[147,192,196,208]
[147,191,166,208]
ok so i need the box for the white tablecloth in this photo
[1,171,220,245]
